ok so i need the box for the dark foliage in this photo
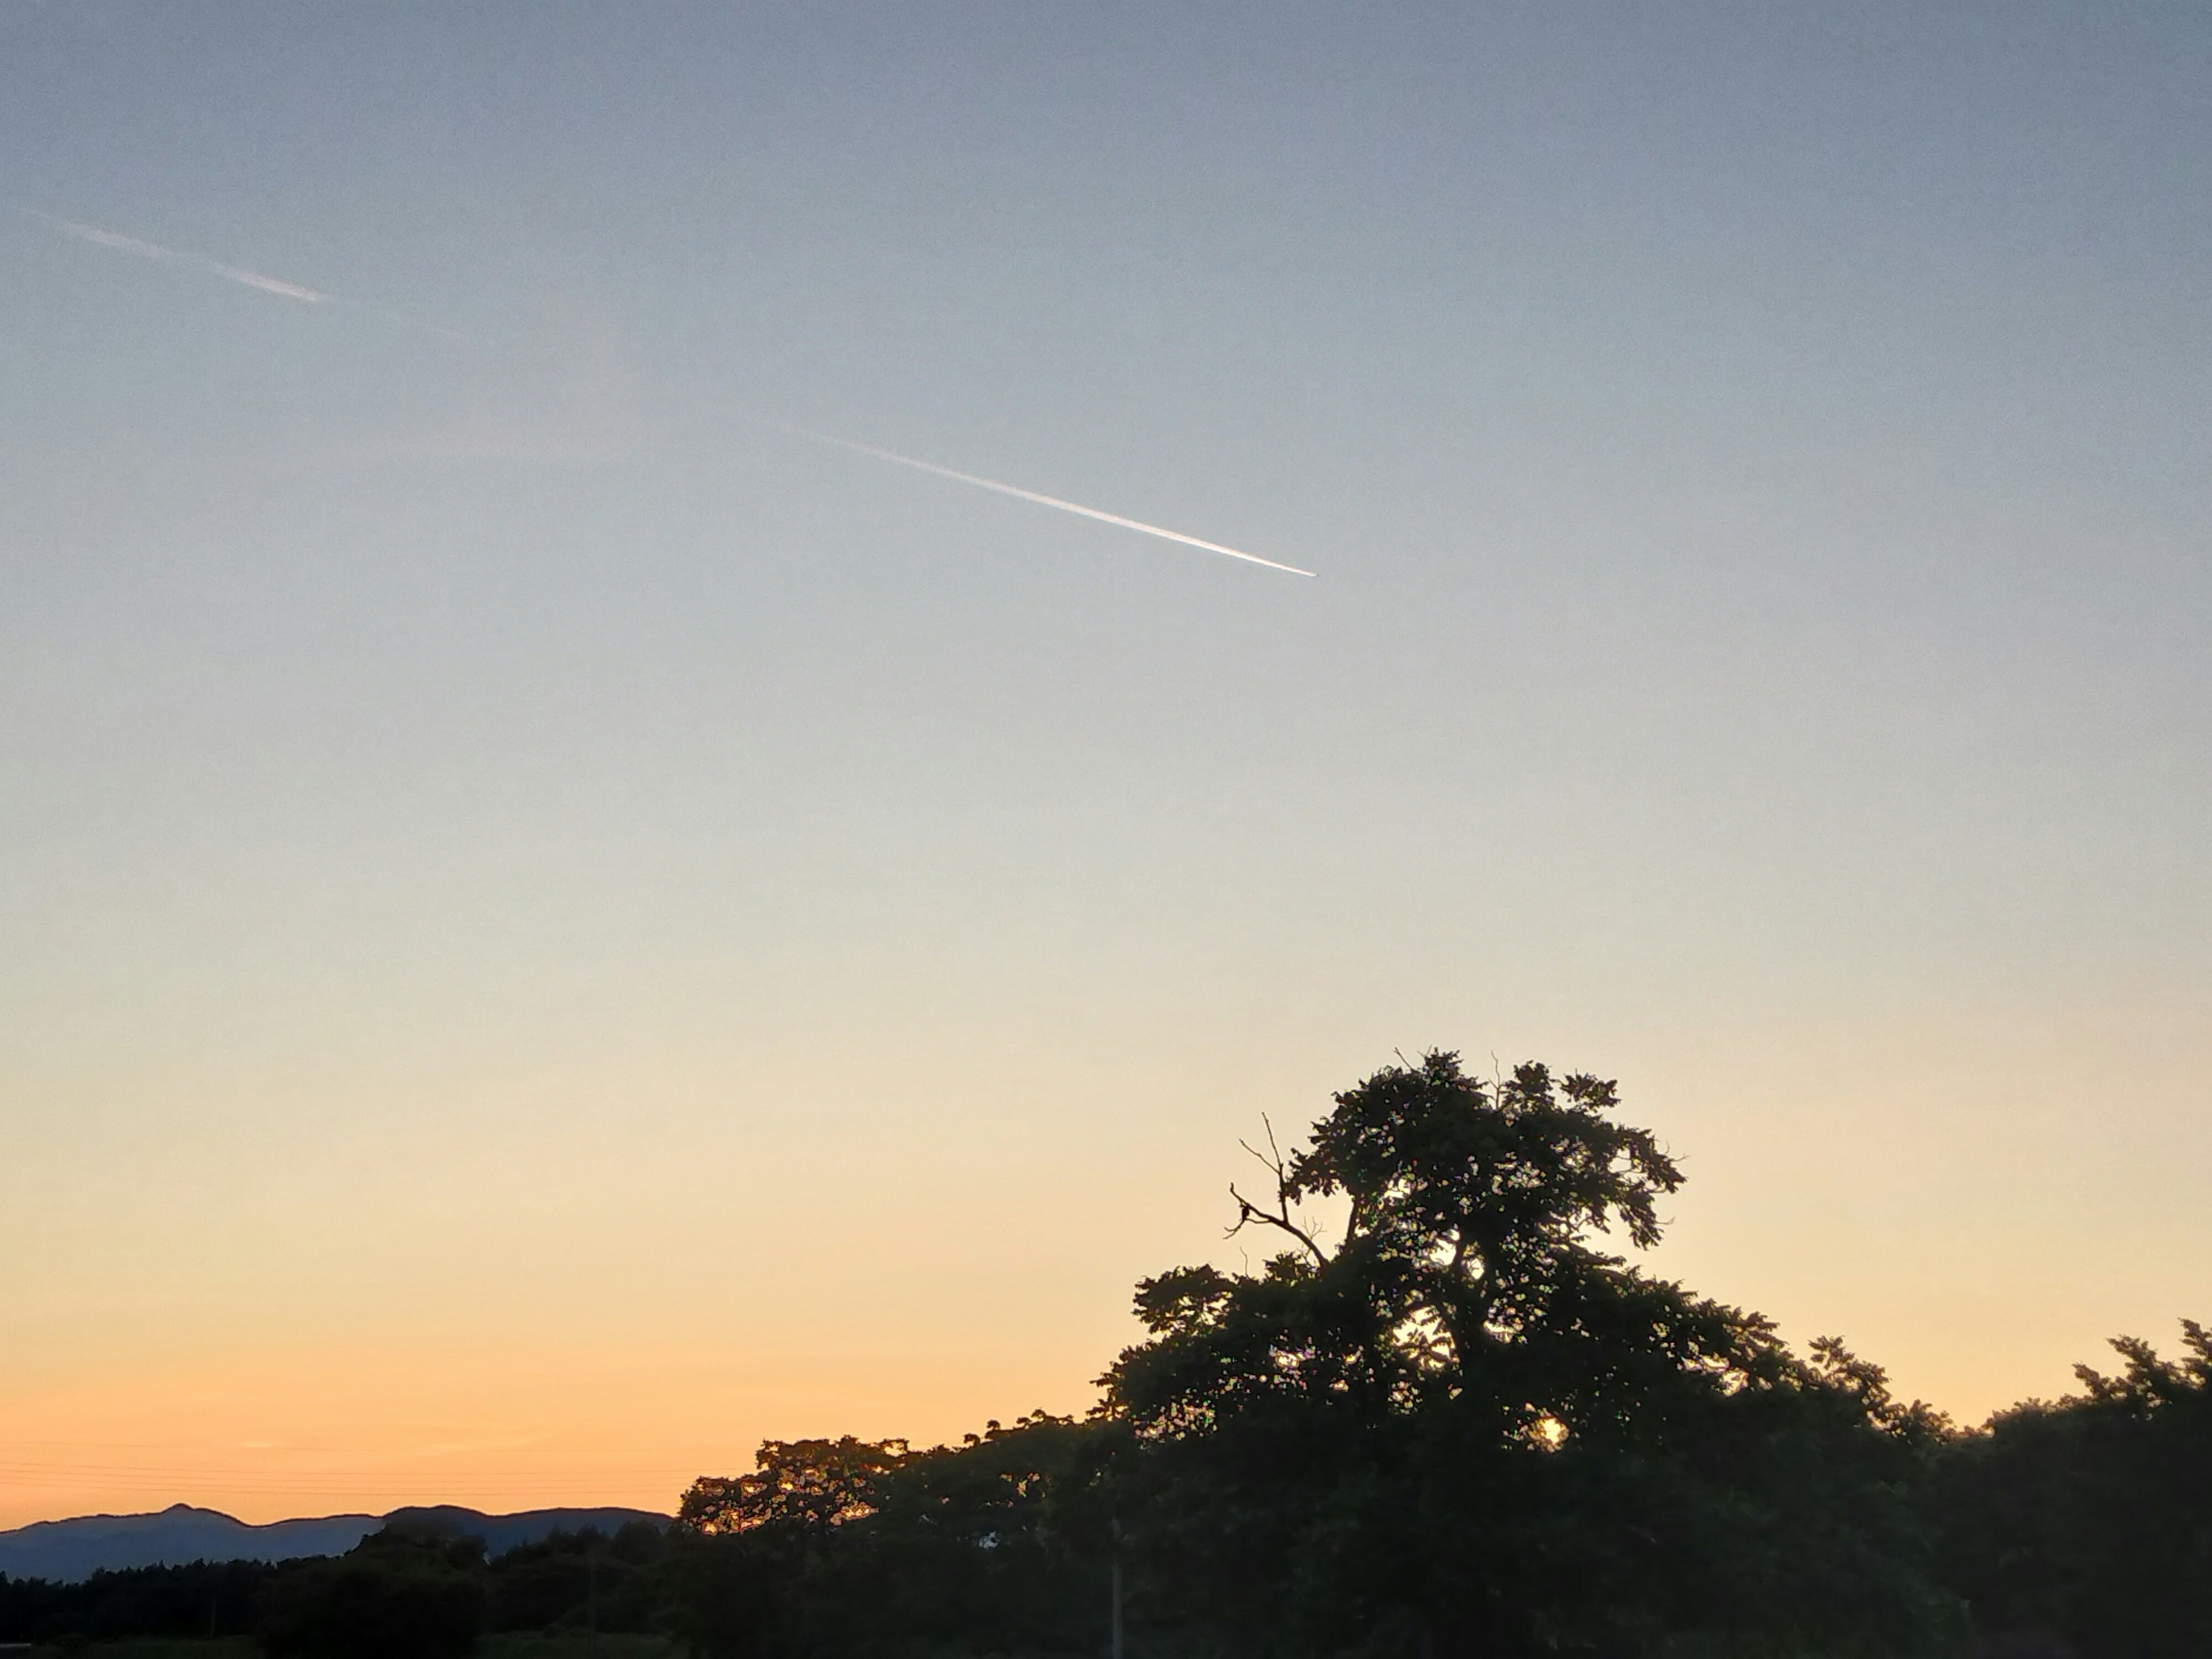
[0,1556,277,1643]
[659,1414,1115,1658]
[1093,1053,1965,1658]
[255,1522,487,1659]
[486,1518,668,1633]
[677,1436,912,1538]
[1934,1321,2212,1659]
[652,1055,1975,1658]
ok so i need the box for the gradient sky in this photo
[2,1,2207,1527]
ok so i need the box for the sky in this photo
[1,1,2207,1528]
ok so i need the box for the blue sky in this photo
[1,2,2206,1521]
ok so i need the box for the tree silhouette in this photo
[1100,1051,1964,1657]
[1937,1321,2212,1658]
[677,1437,912,1539]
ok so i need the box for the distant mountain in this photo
[0,1506,379,1583]
[0,1502,670,1583]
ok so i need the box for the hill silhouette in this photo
[0,1502,668,1582]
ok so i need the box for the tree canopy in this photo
[1090,1051,1962,1657]
[678,1437,912,1537]
[1935,1321,2212,1658]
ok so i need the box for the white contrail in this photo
[766,420,1315,578]
[14,204,1298,574]
[15,206,331,302]
[12,205,480,344]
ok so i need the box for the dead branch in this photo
[1225,1114,1327,1263]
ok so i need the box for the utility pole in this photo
[1109,1516,1124,1659]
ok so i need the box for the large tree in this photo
[658,1051,1970,1658]
[1102,1051,1964,1658]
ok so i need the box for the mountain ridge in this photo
[0,1502,671,1583]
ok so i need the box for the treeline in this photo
[3,1053,2204,1657]
[0,1520,668,1654]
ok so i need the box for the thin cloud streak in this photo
[14,205,1291,571]
[17,206,331,302]
[766,420,1316,578]
[13,205,483,344]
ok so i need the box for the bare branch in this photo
[1227,1182,1328,1264]
[1226,1113,1328,1263]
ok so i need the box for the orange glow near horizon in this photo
[0,1340,1104,1529]
[5,1004,2206,1530]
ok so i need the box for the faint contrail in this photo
[15,204,1298,573]
[14,206,331,302]
[12,205,480,343]
[764,420,1315,578]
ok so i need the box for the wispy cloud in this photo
[16,206,332,302]
[765,421,1317,578]
[13,204,482,344]
[14,204,1297,573]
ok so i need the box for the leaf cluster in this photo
[1934,1321,2212,1658]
